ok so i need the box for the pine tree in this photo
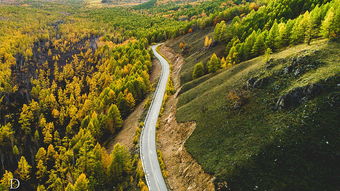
[310,5,323,38]
[303,11,313,45]
[266,21,279,51]
[226,45,239,65]
[225,37,240,55]
[36,147,47,163]
[320,7,336,39]
[282,20,294,47]
[86,112,101,139]
[36,160,47,180]
[242,30,257,60]
[207,53,221,73]
[290,16,305,45]
[0,170,13,189]
[37,185,47,191]
[109,144,132,184]
[0,123,14,146]
[106,104,123,134]
[19,104,34,135]
[252,32,266,56]
[277,23,286,48]
[214,21,227,42]
[16,156,31,181]
[74,173,89,191]
[220,57,227,69]
[265,48,272,62]
[46,170,63,191]
[138,179,149,191]
[192,62,205,79]
[13,145,19,156]
[65,183,75,191]
[204,36,212,48]
[47,144,57,162]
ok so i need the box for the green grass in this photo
[133,0,156,9]
[178,72,214,95]
[165,27,226,84]
[175,40,340,190]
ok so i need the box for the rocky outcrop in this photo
[246,76,270,89]
[276,83,323,109]
[281,53,322,77]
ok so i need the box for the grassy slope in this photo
[165,27,226,84]
[172,36,340,190]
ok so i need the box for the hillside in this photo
[164,35,340,190]
[158,1,339,190]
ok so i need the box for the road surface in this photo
[140,44,169,191]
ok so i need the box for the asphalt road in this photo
[140,44,169,191]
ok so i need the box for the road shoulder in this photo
[157,45,215,191]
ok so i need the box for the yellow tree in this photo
[74,173,89,191]
[16,156,31,181]
[0,170,13,189]
[36,160,47,180]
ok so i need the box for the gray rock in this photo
[246,77,257,89]
[294,68,301,76]
[246,77,269,89]
[276,83,323,109]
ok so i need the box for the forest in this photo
[0,1,186,190]
[191,0,339,78]
[0,0,339,190]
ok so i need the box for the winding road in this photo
[140,44,169,191]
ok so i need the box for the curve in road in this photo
[140,44,169,191]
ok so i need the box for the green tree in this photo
[265,48,272,62]
[226,45,239,65]
[303,11,313,45]
[192,62,205,79]
[320,7,337,39]
[86,112,101,139]
[106,104,123,134]
[290,16,305,44]
[252,32,266,56]
[266,21,279,50]
[214,21,227,42]
[109,144,132,184]
[310,5,323,38]
[242,30,257,59]
[207,53,221,73]
[281,20,294,47]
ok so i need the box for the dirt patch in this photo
[157,45,215,191]
[106,55,161,152]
